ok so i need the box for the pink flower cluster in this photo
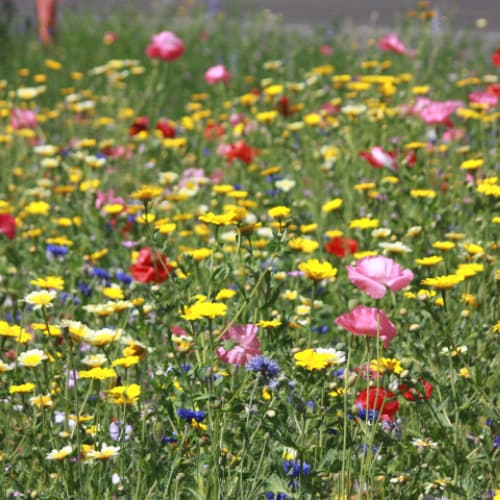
[335,256,414,348]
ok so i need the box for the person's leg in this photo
[36,0,57,44]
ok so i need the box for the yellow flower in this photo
[322,198,343,212]
[106,384,141,405]
[180,300,227,321]
[30,275,64,290]
[23,290,57,309]
[460,159,483,170]
[78,367,117,380]
[294,349,331,371]
[410,189,437,199]
[329,387,348,398]
[215,288,237,300]
[349,217,379,230]
[30,394,54,408]
[111,356,140,368]
[81,353,107,367]
[288,237,319,253]
[25,201,50,216]
[268,206,290,219]
[432,241,456,251]
[303,113,321,126]
[46,446,72,461]
[256,319,282,328]
[45,59,62,71]
[421,274,465,289]
[199,211,238,226]
[298,259,337,281]
[463,243,484,255]
[131,185,163,201]
[185,247,212,261]
[84,328,122,347]
[9,382,36,394]
[369,358,403,375]
[492,321,500,333]
[415,256,443,266]
[456,263,484,278]
[17,349,47,368]
[102,287,125,300]
[86,444,120,460]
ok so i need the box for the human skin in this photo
[36,0,58,44]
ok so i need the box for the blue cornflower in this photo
[246,355,280,381]
[91,267,110,281]
[356,407,380,423]
[177,408,205,422]
[77,282,93,297]
[264,493,289,500]
[116,271,132,285]
[60,292,80,305]
[46,245,68,258]
[283,459,311,478]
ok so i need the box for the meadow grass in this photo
[0,3,498,498]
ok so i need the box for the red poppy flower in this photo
[0,214,16,240]
[129,116,149,136]
[487,83,500,97]
[356,387,399,417]
[276,96,292,116]
[398,379,433,401]
[325,237,358,258]
[155,120,176,138]
[359,147,397,171]
[204,123,225,141]
[129,247,173,283]
[224,140,258,164]
[492,47,500,67]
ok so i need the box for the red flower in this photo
[356,387,399,417]
[224,140,258,164]
[0,214,16,240]
[325,237,358,258]
[129,247,173,283]
[492,47,500,67]
[129,116,149,136]
[276,96,292,116]
[359,147,397,171]
[155,120,176,138]
[487,84,500,97]
[203,123,225,141]
[146,31,184,62]
[398,379,433,401]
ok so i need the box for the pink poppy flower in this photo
[0,214,16,240]
[95,190,125,210]
[359,147,397,171]
[216,324,261,366]
[204,64,231,85]
[320,44,333,56]
[413,97,463,126]
[11,108,36,129]
[442,128,466,143]
[347,256,414,299]
[468,91,498,109]
[146,31,184,61]
[335,305,397,348]
[378,33,415,57]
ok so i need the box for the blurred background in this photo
[2,0,499,41]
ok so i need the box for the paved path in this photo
[7,0,500,42]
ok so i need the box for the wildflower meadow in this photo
[0,3,499,498]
